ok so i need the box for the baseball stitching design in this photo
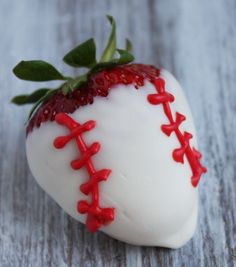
[148,78,207,187]
[53,113,114,232]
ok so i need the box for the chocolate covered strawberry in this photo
[12,16,206,248]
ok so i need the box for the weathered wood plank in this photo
[0,0,235,266]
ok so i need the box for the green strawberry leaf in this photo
[13,60,66,81]
[100,15,116,62]
[90,49,134,75]
[112,49,134,64]
[89,62,117,75]
[61,82,71,95]
[63,38,97,68]
[11,88,51,105]
[28,89,55,120]
[61,74,88,94]
[126,38,133,52]
[72,74,88,90]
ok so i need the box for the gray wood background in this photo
[0,0,235,266]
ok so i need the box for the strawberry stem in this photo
[100,15,117,62]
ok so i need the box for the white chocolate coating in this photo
[26,70,198,248]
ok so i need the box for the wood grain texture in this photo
[0,0,236,266]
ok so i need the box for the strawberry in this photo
[12,16,206,247]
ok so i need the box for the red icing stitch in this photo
[148,78,207,187]
[53,113,114,232]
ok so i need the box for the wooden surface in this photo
[0,0,236,266]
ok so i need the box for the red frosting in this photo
[53,113,114,232]
[148,78,207,187]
